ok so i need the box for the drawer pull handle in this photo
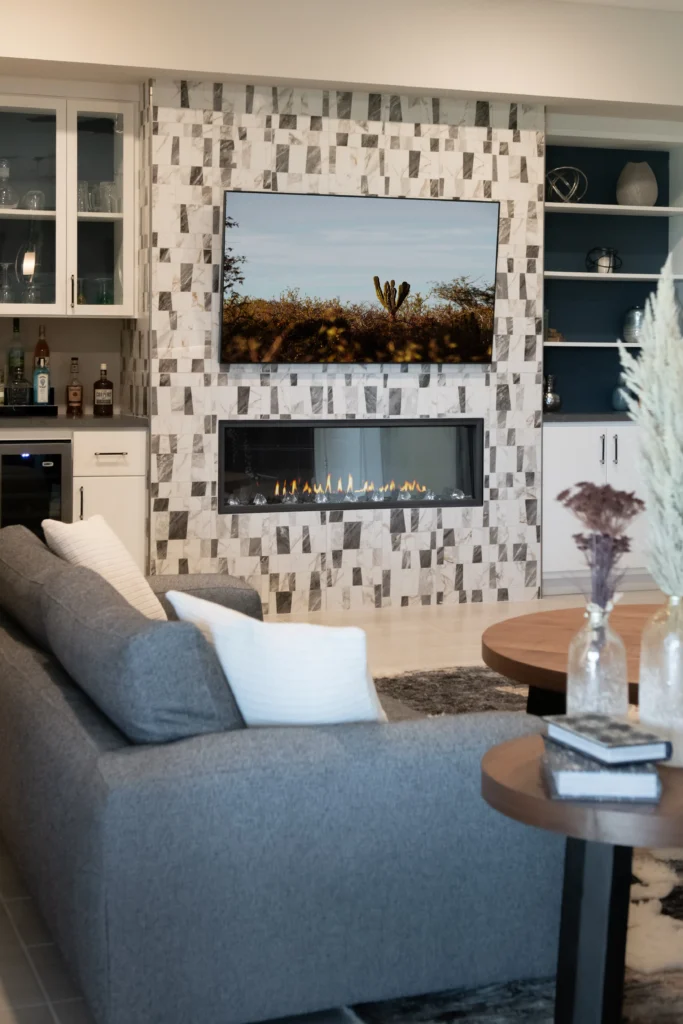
[94,451,128,457]
[79,486,84,520]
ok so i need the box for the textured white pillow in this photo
[42,515,166,621]
[166,590,386,726]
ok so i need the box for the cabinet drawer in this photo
[73,430,147,477]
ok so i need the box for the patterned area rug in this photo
[352,666,683,1023]
[375,666,528,716]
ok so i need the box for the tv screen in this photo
[221,191,499,365]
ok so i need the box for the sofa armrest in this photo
[147,573,263,620]
[95,712,563,1024]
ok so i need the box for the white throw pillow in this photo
[42,515,166,621]
[166,590,386,726]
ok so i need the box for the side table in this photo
[481,734,683,1024]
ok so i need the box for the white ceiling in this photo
[553,0,683,9]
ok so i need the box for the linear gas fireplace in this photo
[218,419,483,513]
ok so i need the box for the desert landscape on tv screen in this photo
[221,192,499,365]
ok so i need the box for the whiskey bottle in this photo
[33,357,50,405]
[66,358,83,418]
[93,363,114,417]
[33,324,49,369]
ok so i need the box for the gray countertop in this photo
[0,414,148,431]
[544,412,631,423]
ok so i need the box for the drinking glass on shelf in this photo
[23,277,41,304]
[0,263,13,302]
[88,184,100,212]
[95,277,114,304]
[77,278,86,305]
[21,190,45,211]
[77,181,89,213]
[99,182,118,213]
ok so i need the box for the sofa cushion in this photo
[167,590,387,727]
[42,515,166,621]
[0,525,68,650]
[42,566,245,743]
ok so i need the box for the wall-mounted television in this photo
[220,191,499,365]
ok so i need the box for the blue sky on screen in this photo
[224,192,498,306]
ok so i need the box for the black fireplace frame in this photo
[218,418,484,514]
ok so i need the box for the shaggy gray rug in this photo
[375,666,528,716]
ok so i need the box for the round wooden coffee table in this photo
[481,604,661,716]
[482,734,683,1024]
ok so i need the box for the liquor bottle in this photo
[65,358,84,418]
[33,324,49,369]
[8,318,23,379]
[33,357,50,405]
[6,365,31,406]
[93,363,114,417]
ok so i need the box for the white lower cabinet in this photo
[542,421,650,593]
[73,475,147,572]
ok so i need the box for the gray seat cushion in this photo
[0,525,68,650]
[149,574,263,621]
[42,566,245,743]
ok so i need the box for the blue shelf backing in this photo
[546,145,670,207]
[544,345,642,414]
[545,279,655,343]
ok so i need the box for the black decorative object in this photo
[586,247,622,274]
[546,166,588,204]
[543,375,562,413]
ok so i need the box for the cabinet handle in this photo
[600,433,606,465]
[79,485,84,520]
[71,274,75,310]
[613,433,619,466]
[94,451,128,457]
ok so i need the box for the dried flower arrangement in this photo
[557,482,645,608]
[618,256,683,596]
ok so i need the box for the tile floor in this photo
[0,588,664,1023]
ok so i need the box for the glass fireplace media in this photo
[218,419,483,513]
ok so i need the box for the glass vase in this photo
[566,603,629,716]
[639,597,683,766]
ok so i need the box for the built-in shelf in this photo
[0,208,56,219]
[544,271,683,281]
[544,341,641,348]
[545,202,683,217]
[76,212,124,222]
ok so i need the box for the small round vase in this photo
[543,374,561,413]
[616,162,658,207]
[611,373,630,412]
[623,305,644,345]
[566,603,629,716]
[639,596,683,766]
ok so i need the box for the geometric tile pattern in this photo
[144,80,545,613]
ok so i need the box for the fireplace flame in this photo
[272,475,429,498]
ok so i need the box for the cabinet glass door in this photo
[68,101,134,315]
[0,98,66,314]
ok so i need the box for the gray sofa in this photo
[0,524,564,1024]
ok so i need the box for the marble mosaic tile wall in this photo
[121,89,152,419]
[147,81,545,614]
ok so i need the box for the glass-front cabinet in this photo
[0,95,135,316]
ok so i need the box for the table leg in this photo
[526,685,566,717]
[555,838,632,1024]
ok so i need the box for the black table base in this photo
[527,685,566,717]
[555,838,633,1024]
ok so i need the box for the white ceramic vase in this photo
[616,162,658,207]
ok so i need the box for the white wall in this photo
[2,0,683,110]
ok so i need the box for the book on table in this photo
[542,740,662,802]
[543,713,671,765]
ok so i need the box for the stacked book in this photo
[541,714,671,803]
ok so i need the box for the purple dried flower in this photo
[558,483,644,607]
